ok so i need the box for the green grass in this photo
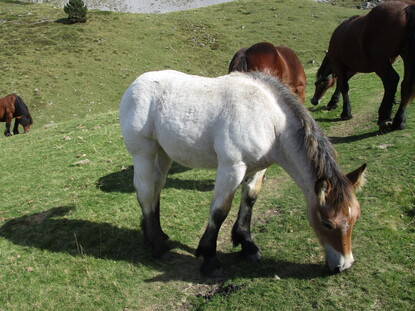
[0,0,414,310]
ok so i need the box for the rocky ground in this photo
[29,0,234,13]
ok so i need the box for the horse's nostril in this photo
[332,266,341,274]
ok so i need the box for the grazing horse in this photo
[228,42,307,103]
[311,1,415,131]
[0,94,33,136]
[120,70,366,277]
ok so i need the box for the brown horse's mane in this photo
[346,15,360,23]
[249,72,354,210]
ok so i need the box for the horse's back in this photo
[120,70,286,169]
[0,94,17,121]
[329,1,409,70]
[275,45,306,101]
[229,42,306,102]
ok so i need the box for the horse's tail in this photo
[14,95,33,125]
[404,4,415,101]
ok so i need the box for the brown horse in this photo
[0,94,33,136]
[229,42,307,103]
[311,1,415,131]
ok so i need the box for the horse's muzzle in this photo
[325,245,354,273]
[310,97,320,106]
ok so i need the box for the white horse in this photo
[120,70,366,277]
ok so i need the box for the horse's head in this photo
[20,113,33,133]
[311,54,336,106]
[309,164,366,273]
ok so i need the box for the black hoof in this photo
[242,252,261,261]
[392,122,405,131]
[239,240,260,260]
[200,256,224,278]
[340,114,353,120]
[325,103,338,111]
[150,240,171,259]
[378,120,393,134]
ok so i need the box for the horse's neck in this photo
[273,128,318,205]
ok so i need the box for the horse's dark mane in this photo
[14,94,33,125]
[249,72,354,210]
[347,15,360,23]
[316,54,331,78]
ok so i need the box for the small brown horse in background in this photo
[311,1,415,131]
[228,42,307,103]
[0,94,33,136]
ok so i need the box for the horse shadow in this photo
[0,206,332,283]
[97,163,215,193]
[329,131,379,144]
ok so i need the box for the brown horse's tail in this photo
[404,4,415,101]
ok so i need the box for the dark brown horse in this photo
[0,94,33,136]
[311,1,415,131]
[229,42,307,103]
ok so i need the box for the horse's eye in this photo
[321,220,334,230]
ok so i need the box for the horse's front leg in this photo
[232,169,266,261]
[326,85,340,110]
[133,150,172,259]
[196,164,246,277]
[13,119,20,135]
[339,79,353,120]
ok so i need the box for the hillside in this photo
[1,0,359,126]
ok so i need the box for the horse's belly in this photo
[160,140,218,169]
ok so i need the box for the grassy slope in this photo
[2,0,357,126]
[0,0,414,310]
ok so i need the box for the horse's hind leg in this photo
[4,114,13,136]
[393,54,414,130]
[232,169,266,261]
[133,147,172,259]
[376,63,399,128]
[152,150,173,242]
[196,164,247,277]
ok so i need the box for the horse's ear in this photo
[346,164,367,191]
[315,178,331,205]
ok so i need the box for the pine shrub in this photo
[64,0,88,23]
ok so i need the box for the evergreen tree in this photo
[64,0,88,23]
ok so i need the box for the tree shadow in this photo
[55,18,74,25]
[4,0,31,5]
[0,206,332,283]
[97,163,214,193]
